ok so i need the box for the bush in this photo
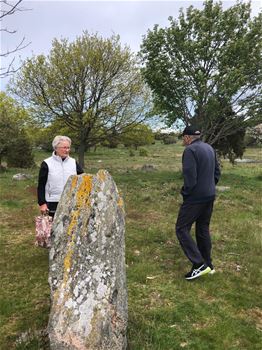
[6,131,35,168]
[121,124,154,149]
[139,148,148,156]
[245,124,262,146]
[163,135,177,144]
[129,149,136,157]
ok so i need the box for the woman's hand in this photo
[39,203,48,214]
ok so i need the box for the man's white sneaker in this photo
[185,264,211,280]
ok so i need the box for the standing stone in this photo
[48,170,128,350]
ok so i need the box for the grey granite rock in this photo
[12,173,32,180]
[216,186,230,192]
[141,164,157,172]
[48,170,127,350]
[235,158,261,163]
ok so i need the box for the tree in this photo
[120,124,154,149]
[0,92,34,168]
[140,0,262,159]
[10,32,152,168]
[0,0,30,78]
[245,123,262,146]
[26,117,78,152]
[6,129,34,168]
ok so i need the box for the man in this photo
[176,126,220,280]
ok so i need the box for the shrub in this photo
[6,131,35,168]
[163,135,177,144]
[139,148,148,156]
[129,149,136,157]
[121,124,154,149]
[245,124,262,146]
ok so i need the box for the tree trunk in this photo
[78,141,86,169]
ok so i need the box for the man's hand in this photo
[39,203,48,214]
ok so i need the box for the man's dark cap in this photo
[182,126,201,136]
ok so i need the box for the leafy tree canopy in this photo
[140,0,262,159]
[0,92,34,167]
[31,120,76,152]
[10,31,152,167]
[120,124,155,149]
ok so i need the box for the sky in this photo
[1,0,261,91]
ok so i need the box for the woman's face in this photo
[55,140,71,158]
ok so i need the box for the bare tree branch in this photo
[0,0,21,18]
[0,0,31,79]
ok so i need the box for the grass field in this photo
[0,142,261,349]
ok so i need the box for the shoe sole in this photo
[209,269,216,275]
[185,266,211,280]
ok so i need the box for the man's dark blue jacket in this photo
[181,139,220,203]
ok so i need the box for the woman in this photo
[37,135,84,217]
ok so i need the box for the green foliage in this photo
[140,0,262,159]
[129,149,136,157]
[162,135,177,145]
[154,131,178,144]
[10,32,152,167]
[121,124,154,149]
[0,92,34,168]
[198,96,247,160]
[139,148,148,156]
[33,120,78,152]
[6,130,35,168]
[154,131,164,141]
[216,129,246,163]
[102,135,121,149]
[245,124,262,146]
[107,140,120,149]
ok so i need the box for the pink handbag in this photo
[35,214,53,248]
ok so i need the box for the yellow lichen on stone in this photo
[117,196,124,208]
[97,169,106,182]
[67,211,78,236]
[61,176,92,287]
[76,175,92,208]
[71,175,78,191]
[52,176,93,308]
[63,248,73,273]
[62,210,79,290]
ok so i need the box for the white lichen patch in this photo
[93,265,103,282]
[98,191,106,201]
[73,285,79,298]
[49,247,55,260]
[96,282,108,300]
[65,298,75,309]
[77,292,97,336]
[97,202,104,211]
[76,294,84,304]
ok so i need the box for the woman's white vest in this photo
[44,152,77,202]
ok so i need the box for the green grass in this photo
[0,142,261,349]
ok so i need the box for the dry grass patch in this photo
[4,229,34,246]
[0,315,21,339]
[238,307,262,332]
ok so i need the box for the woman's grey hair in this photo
[52,135,72,150]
